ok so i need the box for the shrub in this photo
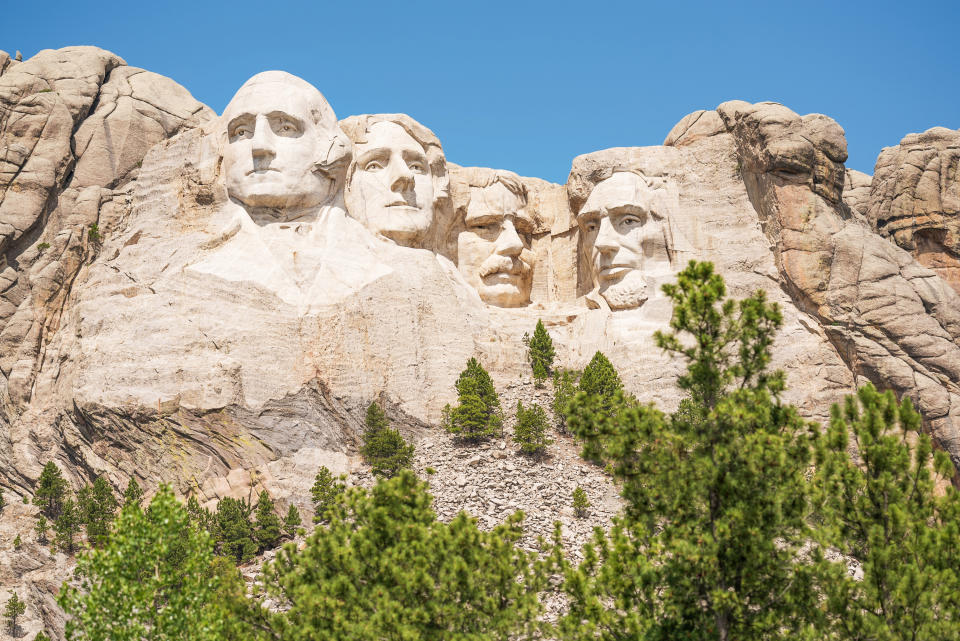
[552,369,580,433]
[572,486,590,518]
[34,516,49,545]
[524,320,555,387]
[214,497,257,564]
[78,476,117,547]
[253,490,283,552]
[87,223,102,243]
[311,466,345,524]
[33,461,68,519]
[514,401,553,456]
[446,358,503,441]
[4,591,25,637]
[283,504,302,537]
[361,402,415,478]
[53,498,81,554]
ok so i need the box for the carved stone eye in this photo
[365,161,384,172]
[408,161,425,173]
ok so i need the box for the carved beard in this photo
[599,270,648,310]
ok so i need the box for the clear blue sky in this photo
[3,0,957,184]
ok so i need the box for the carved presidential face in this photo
[579,172,672,310]
[344,121,435,245]
[221,76,334,217]
[458,181,535,307]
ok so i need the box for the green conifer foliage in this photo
[0,490,4,514]
[283,504,302,537]
[256,471,547,640]
[4,591,25,637]
[33,461,68,519]
[53,498,81,555]
[253,490,283,553]
[78,476,118,547]
[214,497,257,564]
[552,369,580,433]
[122,478,144,509]
[58,486,229,641]
[13,534,21,549]
[562,261,822,641]
[35,632,52,641]
[815,384,960,640]
[526,319,555,387]
[361,401,415,478]
[514,401,552,456]
[34,516,49,544]
[577,352,623,408]
[447,358,503,441]
[572,486,590,518]
[186,495,214,533]
[310,466,345,524]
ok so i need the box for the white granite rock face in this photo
[2,47,960,638]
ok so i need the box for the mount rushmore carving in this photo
[0,47,959,513]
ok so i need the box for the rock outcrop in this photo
[1,46,959,639]
[868,127,960,293]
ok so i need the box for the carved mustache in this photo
[479,255,531,279]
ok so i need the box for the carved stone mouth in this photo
[246,167,280,176]
[598,265,632,280]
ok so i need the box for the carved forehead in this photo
[222,71,337,127]
[466,182,531,221]
[580,172,656,216]
[356,121,425,154]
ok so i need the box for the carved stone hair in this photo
[339,113,450,204]
[467,169,529,209]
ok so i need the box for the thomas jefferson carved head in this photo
[220,71,349,222]
[578,171,675,310]
[457,171,535,307]
[340,114,449,247]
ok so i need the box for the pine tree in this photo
[815,384,960,639]
[361,401,415,478]
[577,351,623,416]
[562,261,822,641]
[53,498,81,555]
[214,496,257,564]
[122,478,144,509]
[572,486,590,518]
[0,490,4,514]
[311,466,345,524]
[363,400,389,436]
[33,461,68,519]
[514,401,552,456]
[58,486,232,641]
[34,516,49,544]
[13,534,21,549]
[254,471,548,640]
[4,591,25,637]
[283,504,302,537]
[552,369,580,433]
[525,319,555,387]
[78,476,118,547]
[35,632,51,641]
[253,490,283,552]
[186,495,214,533]
[447,358,502,441]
